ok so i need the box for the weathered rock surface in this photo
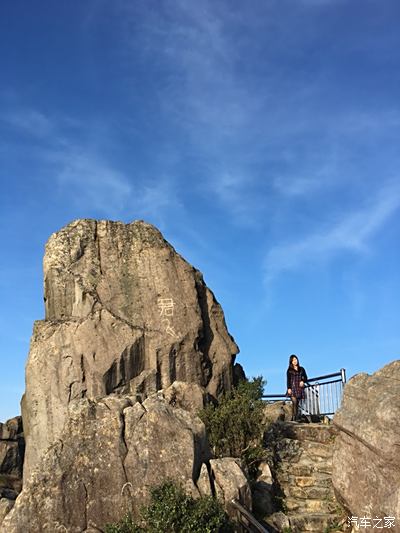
[196,457,252,519]
[252,461,274,517]
[210,457,252,512]
[263,400,292,424]
[163,380,207,414]
[0,416,24,518]
[0,499,14,525]
[333,360,400,523]
[23,219,239,480]
[2,394,213,532]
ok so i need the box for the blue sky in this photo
[1,0,399,421]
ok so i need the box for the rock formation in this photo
[2,393,250,532]
[0,417,24,521]
[22,219,239,481]
[332,360,400,523]
[197,457,252,513]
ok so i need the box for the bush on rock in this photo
[199,377,266,479]
[105,481,233,533]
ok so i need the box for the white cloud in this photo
[273,175,324,197]
[213,172,246,202]
[54,150,132,216]
[48,147,182,222]
[113,1,400,231]
[2,109,54,138]
[137,176,182,223]
[264,181,400,283]
[1,101,181,222]
[118,1,264,211]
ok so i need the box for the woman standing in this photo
[287,354,308,422]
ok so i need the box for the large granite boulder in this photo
[210,457,252,513]
[2,394,212,532]
[23,219,239,480]
[332,360,400,521]
[197,458,252,526]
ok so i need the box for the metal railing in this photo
[230,499,270,532]
[262,368,346,417]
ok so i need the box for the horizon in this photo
[1,0,399,421]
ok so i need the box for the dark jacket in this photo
[287,366,308,390]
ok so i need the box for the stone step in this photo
[285,496,338,514]
[288,512,344,532]
[277,456,333,474]
[277,471,330,487]
[277,462,333,477]
[275,438,333,463]
[298,440,333,459]
[279,422,337,444]
[282,484,335,500]
[289,473,332,489]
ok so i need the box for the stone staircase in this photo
[266,421,346,532]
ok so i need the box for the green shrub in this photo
[199,377,266,478]
[105,513,143,533]
[105,481,233,533]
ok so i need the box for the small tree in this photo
[105,481,233,533]
[199,377,266,478]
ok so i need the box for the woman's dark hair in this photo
[288,354,300,372]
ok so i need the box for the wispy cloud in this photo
[116,0,400,229]
[1,109,54,138]
[135,175,182,224]
[119,0,262,217]
[48,146,182,221]
[211,170,255,222]
[143,1,255,138]
[1,103,180,221]
[52,149,133,216]
[264,181,400,283]
[272,153,338,197]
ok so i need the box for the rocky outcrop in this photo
[23,219,239,481]
[332,360,400,524]
[2,394,250,532]
[0,417,24,519]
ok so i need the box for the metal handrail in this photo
[230,499,270,533]
[307,369,347,383]
[262,368,346,417]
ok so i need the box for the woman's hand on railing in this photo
[287,388,292,396]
